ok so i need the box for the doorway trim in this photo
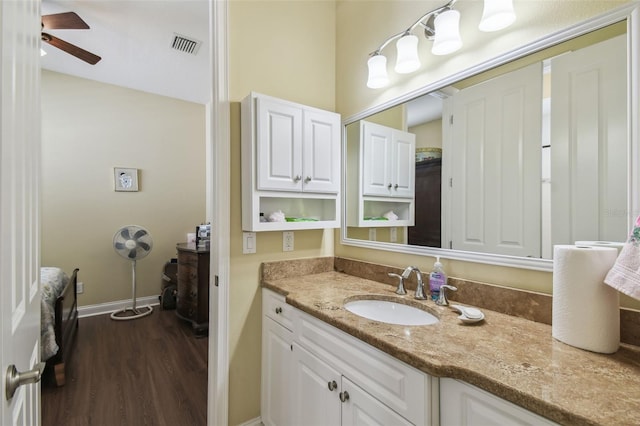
[207,0,230,425]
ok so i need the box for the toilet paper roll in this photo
[575,240,624,254]
[552,245,620,354]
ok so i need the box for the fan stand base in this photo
[110,305,153,321]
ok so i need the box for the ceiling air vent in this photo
[171,33,201,55]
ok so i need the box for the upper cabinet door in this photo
[303,109,341,193]
[362,121,393,196]
[256,97,303,191]
[390,130,416,198]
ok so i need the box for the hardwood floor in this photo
[42,307,208,426]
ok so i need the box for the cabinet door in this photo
[341,377,413,426]
[262,317,294,426]
[256,96,303,192]
[390,130,415,198]
[291,343,341,426]
[362,121,393,196]
[440,379,557,426]
[303,109,341,193]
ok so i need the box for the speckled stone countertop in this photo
[262,266,640,426]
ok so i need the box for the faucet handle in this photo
[388,272,407,295]
[436,284,458,306]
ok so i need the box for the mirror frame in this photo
[340,4,640,272]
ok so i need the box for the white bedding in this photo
[41,267,69,361]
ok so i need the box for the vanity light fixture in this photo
[366,0,516,89]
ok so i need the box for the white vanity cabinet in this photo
[347,120,416,228]
[261,291,294,426]
[261,289,434,426]
[242,92,341,232]
[440,379,558,426]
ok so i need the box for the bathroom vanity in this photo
[260,257,640,426]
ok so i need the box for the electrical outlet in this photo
[283,231,294,251]
[369,228,377,241]
[243,232,256,254]
[390,227,397,243]
[76,281,84,294]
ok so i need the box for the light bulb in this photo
[395,34,420,74]
[367,54,389,89]
[479,0,516,32]
[432,9,462,56]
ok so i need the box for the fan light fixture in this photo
[366,0,516,89]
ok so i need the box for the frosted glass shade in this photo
[431,10,462,56]
[367,54,389,89]
[394,34,420,74]
[479,0,516,32]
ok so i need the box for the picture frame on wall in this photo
[114,167,139,192]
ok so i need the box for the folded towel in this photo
[267,210,286,222]
[383,210,398,220]
[604,215,640,300]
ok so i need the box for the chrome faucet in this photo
[402,266,427,300]
[387,272,407,295]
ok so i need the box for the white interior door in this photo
[449,62,542,257]
[1,0,43,424]
[550,34,627,246]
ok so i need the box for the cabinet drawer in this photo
[294,309,428,425]
[263,289,294,330]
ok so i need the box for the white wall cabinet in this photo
[347,120,416,228]
[362,121,415,198]
[262,289,432,426]
[440,379,558,426]
[242,92,341,231]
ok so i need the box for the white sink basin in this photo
[344,299,439,326]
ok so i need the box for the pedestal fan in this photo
[111,225,154,320]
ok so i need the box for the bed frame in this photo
[46,268,79,386]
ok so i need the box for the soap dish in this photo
[451,304,485,324]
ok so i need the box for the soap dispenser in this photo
[429,256,447,302]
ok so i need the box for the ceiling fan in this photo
[41,11,101,65]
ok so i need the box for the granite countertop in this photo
[262,271,640,426]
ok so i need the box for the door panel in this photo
[1,0,42,423]
[303,110,340,193]
[550,35,627,246]
[450,62,542,257]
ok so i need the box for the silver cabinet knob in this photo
[275,307,282,314]
[339,390,350,402]
[387,183,392,189]
[5,362,45,400]
[304,176,311,183]
[327,380,337,391]
[293,175,302,182]
[394,184,399,189]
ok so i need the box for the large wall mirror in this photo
[342,5,640,272]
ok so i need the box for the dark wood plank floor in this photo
[42,308,208,426]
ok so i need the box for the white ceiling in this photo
[41,0,211,104]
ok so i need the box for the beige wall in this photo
[41,70,206,306]
[411,119,442,149]
[228,1,336,424]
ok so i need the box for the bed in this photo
[41,267,79,386]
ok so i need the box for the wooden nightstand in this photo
[175,243,210,334]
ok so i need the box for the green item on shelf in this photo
[285,217,319,222]
[363,216,389,221]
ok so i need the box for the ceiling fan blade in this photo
[128,249,137,259]
[137,241,151,251]
[115,242,126,250]
[42,33,101,65]
[42,12,89,30]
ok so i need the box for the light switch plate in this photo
[369,228,377,241]
[283,231,294,252]
[243,232,256,254]
[390,227,397,243]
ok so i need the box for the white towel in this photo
[604,215,640,300]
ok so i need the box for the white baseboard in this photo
[78,295,160,318]
[238,417,262,426]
